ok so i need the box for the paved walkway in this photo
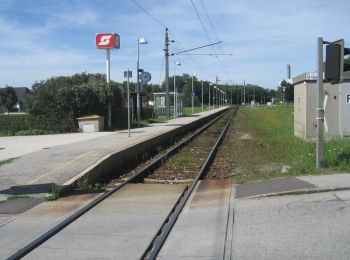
[235,173,350,199]
[0,132,114,161]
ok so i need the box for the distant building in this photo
[0,87,32,112]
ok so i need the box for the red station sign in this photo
[96,33,120,49]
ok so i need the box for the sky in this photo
[0,0,349,89]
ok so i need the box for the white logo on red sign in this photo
[96,33,120,49]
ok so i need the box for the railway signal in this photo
[325,39,350,83]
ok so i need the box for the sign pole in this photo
[316,37,324,168]
[127,69,131,137]
[106,48,112,128]
[96,33,120,129]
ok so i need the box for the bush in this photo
[25,73,126,132]
[143,106,154,120]
[15,129,54,136]
[0,114,61,135]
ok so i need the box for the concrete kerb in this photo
[224,182,235,260]
[60,108,229,193]
[239,186,350,200]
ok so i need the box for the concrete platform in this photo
[0,108,227,199]
[23,183,186,260]
[0,132,114,161]
[157,180,234,259]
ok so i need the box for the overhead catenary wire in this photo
[189,0,232,82]
[177,53,233,56]
[130,0,167,29]
[171,41,222,55]
[199,0,221,43]
[130,0,222,82]
[198,0,234,82]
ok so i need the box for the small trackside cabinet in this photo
[339,83,350,136]
[294,72,350,140]
[77,115,105,133]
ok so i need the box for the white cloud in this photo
[1,0,350,88]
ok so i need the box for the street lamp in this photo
[218,89,220,107]
[201,80,204,112]
[243,80,246,106]
[137,37,148,127]
[192,73,196,114]
[209,83,212,110]
[213,86,217,109]
[174,61,181,118]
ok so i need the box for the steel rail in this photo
[7,109,229,260]
[142,110,234,260]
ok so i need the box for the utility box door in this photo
[340,83,350,136]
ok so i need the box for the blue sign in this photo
[190,91,196,96]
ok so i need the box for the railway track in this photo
[8,108,236,260]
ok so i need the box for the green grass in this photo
[183,106,205,116]
[231,105,350,183]
[15,129,55,136]
[0,158,17,167]
[169,152,198,166]
[141,117,171,126]
[7,195,30,200]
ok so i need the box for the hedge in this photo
[0,114,76,135]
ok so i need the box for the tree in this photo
[276,80,293,103]
[0,86,18,114]
[26,73,124,132]
[279,80,294,102]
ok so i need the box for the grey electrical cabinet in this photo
[294,73,350,140]
[339,83,350,136]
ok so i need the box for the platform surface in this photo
[0,108,226,199]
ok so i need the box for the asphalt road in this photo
[233,190,350,259]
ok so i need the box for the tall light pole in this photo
[137,37,148,127]
[124,70,132,137]
[223,91,225,106]
[173,61,181,118]
[243,80,246,106]
[192,73,196,114]
[209,83,212,110]
[164,28,171,118]
[201,80,204,112]
[213,86,216,109]
[220,90,223,107]
[216,88,219,108]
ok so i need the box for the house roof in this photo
[0,87,32,103]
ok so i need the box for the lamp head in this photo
[138,37,148,44]
[175,61,181,66]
